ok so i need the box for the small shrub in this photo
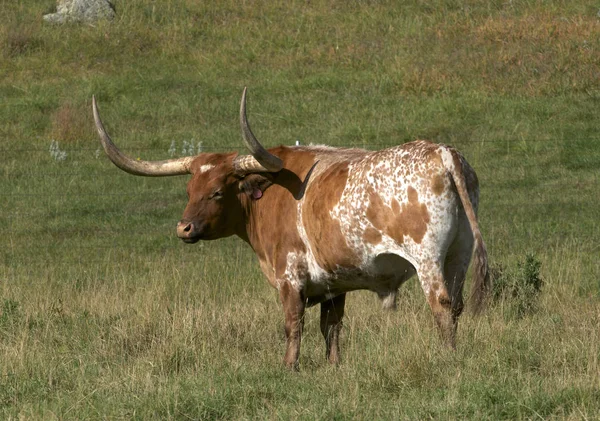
[49,140,68,162]
[168,140,204,157]
[491,253,543,318]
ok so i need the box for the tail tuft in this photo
[469,233,490,314]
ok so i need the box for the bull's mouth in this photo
[180,236,201,244]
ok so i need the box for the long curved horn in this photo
[92,96,194,176]
[235,87,283,173]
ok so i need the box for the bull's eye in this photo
[209,190,223,200]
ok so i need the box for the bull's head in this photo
[92,88,283,243]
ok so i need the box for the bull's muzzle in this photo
[176,220,202,243]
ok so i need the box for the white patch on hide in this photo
[198,164,215,173]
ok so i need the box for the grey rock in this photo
[44,0,115,24]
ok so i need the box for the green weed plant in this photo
[492,254,544,318]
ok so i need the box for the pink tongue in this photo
[252,189,263,200]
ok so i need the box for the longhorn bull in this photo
[92,89,489,368]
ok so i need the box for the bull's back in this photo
[300,141,461,275]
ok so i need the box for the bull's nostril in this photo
[184,224,192,232]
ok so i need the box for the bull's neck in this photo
[237,196,270,256]
[236,146,318,262]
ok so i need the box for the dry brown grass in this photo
[49,100,95,144]
[1,24,45,58]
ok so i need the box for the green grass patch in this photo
[1,0,600,419]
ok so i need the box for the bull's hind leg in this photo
[320,293,346,364]
[418,263,456,348]
[279,281,306,370]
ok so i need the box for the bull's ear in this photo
[238,174,274,200]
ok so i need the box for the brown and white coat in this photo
[93,89,490,369]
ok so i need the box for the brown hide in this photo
[302,162,361,271]
[366,186,431,245]
[431,174,445,196]
[363,227,383,245]
[241,147,317,284]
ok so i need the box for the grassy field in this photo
[2,0,600,419]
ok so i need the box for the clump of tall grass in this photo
[49,101,94,145]
[1,24,44,58]
[0,299,21,330]
[491,253,543,318]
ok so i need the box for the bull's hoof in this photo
[284,360,300,371]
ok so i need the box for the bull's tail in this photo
[441,148,490,314]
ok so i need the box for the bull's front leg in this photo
[279,281,306,370]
